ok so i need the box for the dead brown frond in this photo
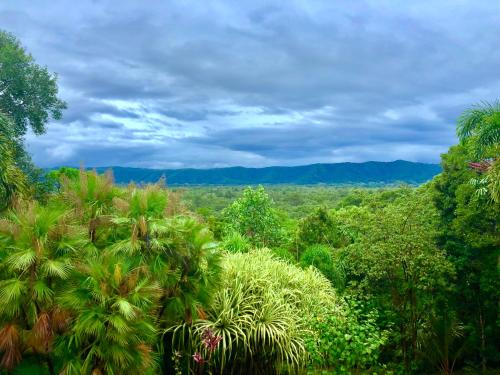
[31,311,53,353]
[137,343,154,369]
[51,307,72,333]
[166,190,185,216]
[138,216,147,237]
[112,197,130,214]
[113,263,122,285]
[0,324,22,370]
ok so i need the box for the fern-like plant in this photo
[57,255,162,375]
[0,201,87,372]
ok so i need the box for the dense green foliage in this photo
[457,101,500,203]
[0,134,498,375]
[305,297,388,374]
[0,171,224,374]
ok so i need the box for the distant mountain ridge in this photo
[87,160,441,185]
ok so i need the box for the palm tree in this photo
[58,168,119,245]
[106,184,222,372]
[107,184,221,325]
[457,101,500,203]
[0,201,87,373]
[457,101,500,158]
[57,255,161,375]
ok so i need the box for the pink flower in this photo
[192,352,204,364]
[201,329,223,352]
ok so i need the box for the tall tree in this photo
[222,186,283,248]
[338,190,454,373]
[0,30,66,137]
[432,144,500,374]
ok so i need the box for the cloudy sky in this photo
[1,1,499,168]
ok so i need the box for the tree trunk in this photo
[479,308,486,375]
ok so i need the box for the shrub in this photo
[272,247,296,263]
[220,231,250,253]
[172,249,344,374]
[300,244,346,290]
[304,297,388,374]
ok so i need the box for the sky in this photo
[1,1,499,169]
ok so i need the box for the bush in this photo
[172,249,344,374]
[220,230,250,253]
[304,297,388,374]
[300,244,346,290]
[272,247,296,263]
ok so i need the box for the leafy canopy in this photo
[0,30,66,136]
[222,186,283,247]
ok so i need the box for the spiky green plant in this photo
[0,173,223,374]
[172,249,342,374]
[457,101,500,158]
[0,201,87,372]
[107,184,170,257]
[57,256,161,375]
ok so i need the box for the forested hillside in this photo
[91,160,441,185]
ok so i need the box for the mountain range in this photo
[89,160,441,185]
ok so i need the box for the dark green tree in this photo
[296,207,347,252]
[339,190,454,373]
[222,186,283,248]
[0,31,66,136]
[432,144,499,373]
[0,30,66,199]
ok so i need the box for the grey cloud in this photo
[2,0,499,168]
[189,117,452,160]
